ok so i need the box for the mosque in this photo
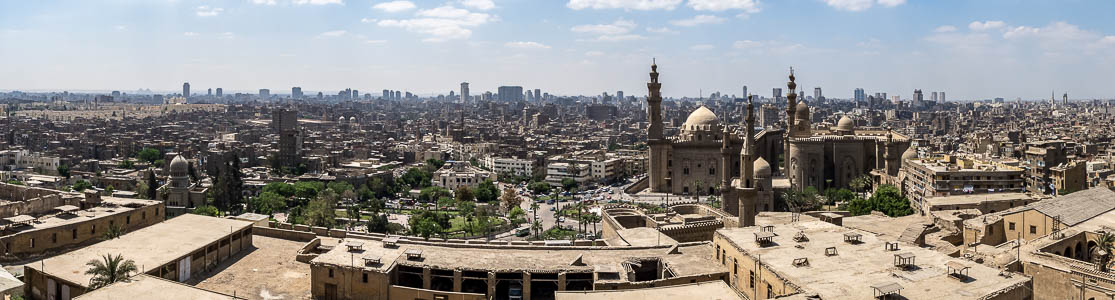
[644,63,910,226]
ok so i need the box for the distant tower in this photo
[215,88,223,98]
[647,60,668,192]
[207,88,212,96]
[460,82,470,103]
[183,82,190,97]
[1063,92,1068,105]
[784,68,797,178]
[292,87,303,99]
[535,89,541,101]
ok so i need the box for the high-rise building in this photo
[394,91,401,100]
[940,92,946,102]
[742,86,748,100]
[207,88,212,96]
[931,92,938,102]
[460,82,469,103]
[292,87,303,99]
[352,89,359,99]
[259,89,270,98]
[382,90,390,100]
[854,88,865,103]
[498,86,524,102]
[526,90,533,102]
[913,89,924,102]
[813,87,822,101]
[534,89,541,101]
[772,88,782,101]
[616,91,624,102]
[182,82,190,97]
[215,88,223,98]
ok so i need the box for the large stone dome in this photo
[902,145,918,162]
[169,155,188,177]
[683,106,719,131]
[754,157,771,177]
[836,115,855,132]
[795,102,810,120]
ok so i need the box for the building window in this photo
[328,268,334,278]
[29,238,34,249]
[126,216,131,225]
[52,233,57,244]
[709,168,716,175]
[72,228,77,240]
[767,284,774,298]
[683,168,689,175]
[716,245,720,260]
[91,224,96,234]
[1009,222,1015,230]
[1030,225,1037,234]
[749,271,754,288]
[362,273,368,283]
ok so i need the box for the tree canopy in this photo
[136,148,161,163]
[847,184,912,217]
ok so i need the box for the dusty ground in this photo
[191,236,313,300]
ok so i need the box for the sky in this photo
[2,0,1115,100]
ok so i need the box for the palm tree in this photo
[531,220,543,237]
[1098,232,1115,272]
[103,223,126,240]
[85,254,138,289]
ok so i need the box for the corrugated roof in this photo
[1031,187,1115,226]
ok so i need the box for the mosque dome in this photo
[836,115,855,132]
[169,155,188,177]
[754,157,771,177]
[683,106,719,131]
[902,145,918,162]
[795,102,810,121]
[349,116,356,122]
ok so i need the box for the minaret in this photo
[783,67,797,180]
[646,60,668,192]
[737,94,758,227]
[720,126,732,190]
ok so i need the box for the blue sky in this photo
[2,0,1114,100]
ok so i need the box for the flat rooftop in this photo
[926,193,1036,206]
[313,237,724,280]
[1,197,160,237]
[74,274,241,300]
[908,157,1022,173]
[192,235,312,300]
[615,227,678,246]
[554,280,741,300]
[31,214,252,287]
[717,220,1030,299]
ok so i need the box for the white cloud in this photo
[361,18,378,23]
[460,0,495,10]
[687,0,759,13]
[1102,36,1115,45]
[584,50,605,56]
[969,20,1005,31]
[646,27,678,34]
[251,0,277,5]
[195,6,223,17]
[571,19,645,41]
[378,5,495,42]
[566,0,682,10]
[183,32,199,37]
[669,15,725,27]
[317,30,347,38]
[690,44,715,50]
[219,32,235,40]
[373,1,416,13]
[732,40,762,49]
[824,0,903,11]
[933,25,957,33]
[294,0,344,5]
[505,41,550,49]
[571,19,636,35]
[877,0,905,7]
[365,39,388,44]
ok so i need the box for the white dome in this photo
[682,106,719,131]
[754,157,771,177]
[169,155,188,176]
[836,115,855,132]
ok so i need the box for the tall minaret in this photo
[720,126,732,190]
[737,94,758,227]
[783,68,797,180]
[647,60,668,192]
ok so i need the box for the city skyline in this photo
[2,0,1115,100]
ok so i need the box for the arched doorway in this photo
[1065,246,1073,259]
[1076,242,1084,260]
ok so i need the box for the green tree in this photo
[345,205,363,231]
[118,159,135,169]
[328,181,354,195]
[401,168,432,189]
[294,181,326,199]
[145,170,158,200]
[1098,232,1115,272]
[57,164,71,179]
[84,254,138,289]
[419,186,452,203]
[474,179,500,202]
[187,161,199,182]
[105,185,115,195]
[561,178,578,193]
[411,217,442,240]
[508,206,526,225]
[136,148,161,163]
[455,186,475,203]
[263,182,296,197]
[191,205,221,217]
[5,179,22,185]
[304,190,339,228]
[424,159,445,172]
[500,187,522,212]
[869,184,912,217]
[102,223,127,240]
[72,180,93,192]
[367,176,396,199]
[528,181,551,195]
[459,200,476,235]
[249,191,287,215]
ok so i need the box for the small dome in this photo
[169,155,188,175]
[338,116,346,122]
[349,116,356,122]
[683,106,719,131]
[902,146,918,162]
[795,102,810,120]
[754,157,771,177]
[836,115,855,132]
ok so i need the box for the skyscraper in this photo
[352,89,359,99]
[498,86,524,102]
[216,88,223,98]
[259,89,270,98]
[382,90,390,100]
[772,88,782,101]
[183,82,190,97]
[292,87,303,99]
[460,82,469,103]
[742,86,748,100]
[534,89,541,101]
[913,89,924,102]
[940,92,946,102]
[813,87,822,101]
[854,88,865,103]
[526,90,533,102]
[931,92,938,102]
[616,91,624,102]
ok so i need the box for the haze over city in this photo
[2,0,1115,99]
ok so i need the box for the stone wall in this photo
[0,183,77,218]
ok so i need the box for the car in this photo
[515,228,530,237]
[549,207,556,211]
[546,200,555,205]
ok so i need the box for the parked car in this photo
[515,228,530,237]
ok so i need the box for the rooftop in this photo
[925,192,1037,207]
[716,220,1030,299]
[74,274,242,300]
[554,280,741,300]
[1,197,160,236]
[31,214,252,287]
